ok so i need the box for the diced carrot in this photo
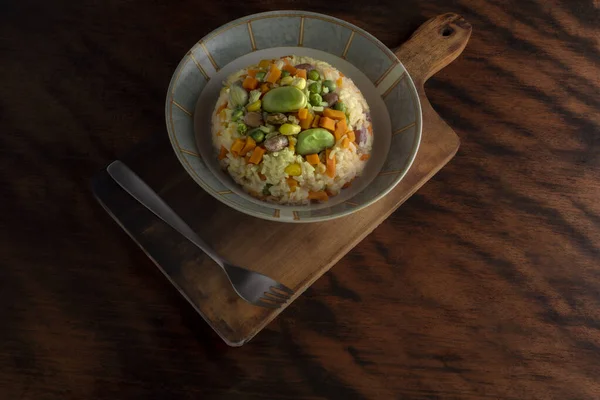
[323,108,345,120]
[230,138,245,156]
[368,125,373,134]
[360,154,371,161]
[325,189,337,197]
[259,173,267,181]
[216,102,228,114]
[218,145,228,160]
[336,77,343,88]
[306,153,320,166]
[247,69,259,78]
[243,76,259,90]
[260,83,270,93]
[334,119,347,140]
[341,137,350,149]
[298,108,309,120]
[347,130,356,142]
[240,136,256,156]
[258,59,272,68]
[325,149,336,178]
[312,115,320,128]
[319,116,336,132]
[308,190,329,202]
[295,69,307,79]
[300,113,314,130]
[286,177,298,192]
[339,72,345,77]
[265,64,282,83]
[342,181,352,189]
[249,146,266,164]
[282,64,297,76]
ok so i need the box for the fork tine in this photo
[271,284,294,295]
[254,299,282,309]
[264,291,288,301]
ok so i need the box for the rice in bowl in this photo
[211,55,373,205]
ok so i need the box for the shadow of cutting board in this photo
[93,14,472,346]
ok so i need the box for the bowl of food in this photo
[166,11,422,222]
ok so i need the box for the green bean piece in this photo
[263,183,273,196]
[308,70,320,81]
[281,70,291,78]
[231,109,244,122]
[255,71,266,82]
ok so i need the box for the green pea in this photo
[237,122,248,135]
[296,128,335,155]
[256,71,266,81]
[333,101,347,113]
[281,70,291,78]
[308,82,322,94]
[231,109,244,122]
[249,129,265,143]
[309,93,323,106]
[308,70,320,81]
[323,80,336,92]
[279,123,301,136]
[262,86,307,113]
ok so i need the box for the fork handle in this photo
[107,161,225,268]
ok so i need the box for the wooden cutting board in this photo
[92,13,472,346]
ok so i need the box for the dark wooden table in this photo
[2,1,599,398]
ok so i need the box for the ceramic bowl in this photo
[166,11,422,223]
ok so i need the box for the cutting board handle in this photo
[395,13,472,86]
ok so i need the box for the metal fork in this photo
[107,160,293,309]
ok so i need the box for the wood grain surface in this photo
[93,13,468,347]
[1,0,599,399]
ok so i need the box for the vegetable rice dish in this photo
[211,56,372,204]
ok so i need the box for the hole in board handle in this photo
[441,26,454,37]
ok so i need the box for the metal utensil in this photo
[107,160,293,308]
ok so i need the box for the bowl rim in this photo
[165,10,422,223]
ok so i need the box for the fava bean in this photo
[296,128,335,155]
[262,86,307,113]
